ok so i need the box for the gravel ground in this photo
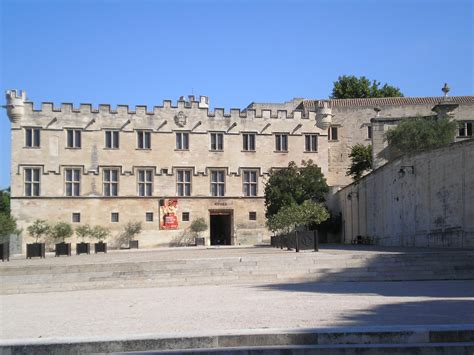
[1,280,473,341]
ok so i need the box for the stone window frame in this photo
[137,168,153,197]
[176,169,192,197]
[242,169,258,197]
[458,121,473,137]
[328,125,340,141]
[64,168,81,197]
[145,212,154,222]
[182,212,190,222]
[24,167,41,197]
[24,127,41,148]
[175,131,190,150]
[210,169,226,197]
[274,133,289,152]
[65,128,82,149]
[72,213,81,223]
[103,168,120,197]
[136,130,152,150]
[304,133,318,152]
[104,130,120,149]
[209,132,224,151]
[111,212,119,223]
[249,211,257,221]
[242,132,256,152]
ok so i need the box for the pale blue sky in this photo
[1,0,473,189]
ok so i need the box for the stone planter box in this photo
[55,242,71,257]
[76,242,90,255]
[94,242,107,253]
[129,240,139,249]
[195,237,205,246]
[0,243,9,262]
[26,243,46,259]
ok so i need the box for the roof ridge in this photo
[303,96,474,107]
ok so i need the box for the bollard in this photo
[314,230,319,252]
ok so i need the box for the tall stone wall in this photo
[335,139,474,248]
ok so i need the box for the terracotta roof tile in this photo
[303,96,474,108]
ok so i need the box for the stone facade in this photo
[4,90,474,249]
[334,139,474,248]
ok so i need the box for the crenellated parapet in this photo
[5,91,320,125]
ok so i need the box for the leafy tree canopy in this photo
[385,117,458,157]
[264,160,328,218]
[331,75,403,99]
[27,219,50,243]
[0,188,10,215]
[49,222,73,242]
[347,144,373,181]
[90,225,110,241]
[190,218,208,235]
[0,213,17,239]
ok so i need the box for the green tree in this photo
[347,144,373,180]
[0,214,17,240]
[75,224,92,241]
[49,222,73,243]
[90,225,110,241]
[385,117,458,157]
[27,219,50,243]
[190,218,208,237]
[264,160,328,218]
[331,75,403,99]
[0,188,11,215]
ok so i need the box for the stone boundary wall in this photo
[334,139,474,248]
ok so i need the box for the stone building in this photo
[4,89,474,249]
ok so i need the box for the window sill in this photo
[273,150,288,153]
[209,150,224,152]
[65,147,81,150]
[241,150,256,153]
[328,140,339,142]
[103,148,120,150]
[136,148,152,151]
[304,151,318,153]
[23,146,41,149]
[175,149,190,151]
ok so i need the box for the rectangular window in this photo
[176,132,189,150]
[304,134,318,152]
[458,122,473,137]
[66,129,82,148]
[249,212,257,221]
[105,130,119,149]
[72,213,81,223]
[182,212,190,221]
[111,212,119,223]
[138,169,153,197]
[177,169,192,197]
[367,126,373,140]
[275,134,288,152]
[243,133,256,151]
[24,168,40,196]
[25,128,40,148]
[137,131,151,149]
[65,168,81,196]
[103,169,119,197]
[243,170,258,197]
[210,170,225,197]
[328,126,338,141]
[210,133,224,151]
[145,212,153,222]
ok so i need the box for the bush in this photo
[75,224,91,241]
[90,225,110,242]
[49,222,73,243]
[0,213,17,240]
[116,222,142,247]
[190,218,207,237]
[27,219,50,243]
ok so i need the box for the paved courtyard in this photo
[1,246,473,343]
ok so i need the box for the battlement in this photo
[14,95,316,121]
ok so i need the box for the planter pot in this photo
[129,240,139,249]
[94,242,107,253]
[26,243,45,259]
[195,237,205,246]
[55,242,71,257]
[0,243,9,262]
[76,242,90,255]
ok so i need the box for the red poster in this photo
[160,199,178,230]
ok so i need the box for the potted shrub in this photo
[91,225,110,253]
[50,222,73,257]
[0,213,17,262]
[190,218,207,246]
[26,219,48,259]
[75,224,91,255]
[118,222,142,249]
